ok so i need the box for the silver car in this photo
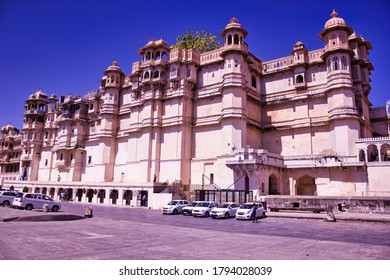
[211,202,241,219]
[162,200,190,214]
[192,201,219,217]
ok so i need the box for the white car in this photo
[162,200,190,214]
[192,201,219,217]
[182,201,202,216]
[13,193,61,212]
[210,202,241,219]
[235,202,266,220]
[0,190,19,207]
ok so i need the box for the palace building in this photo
[1,10,389,208]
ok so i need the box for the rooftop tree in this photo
[171,27,221,53]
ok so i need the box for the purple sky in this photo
[1,0,389,129]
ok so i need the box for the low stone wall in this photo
[265,195,390,214]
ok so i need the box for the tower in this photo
[319,10,361,156]
[99,61,124,181]
[219,18,249,154]
[22,90,49,180]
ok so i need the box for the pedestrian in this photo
[250,203,258,223]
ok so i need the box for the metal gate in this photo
[195,189,253,204]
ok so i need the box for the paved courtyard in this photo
[0,202,389,260]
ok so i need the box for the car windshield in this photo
[167,201,179,205]
[216,204,231,208]
[197,202,211,207]
[240,204,257,209]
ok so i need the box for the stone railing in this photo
[356,137,390,143]
[200,49,223,65]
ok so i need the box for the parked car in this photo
[210,202,241,219]
[0,190,19,206]
[192,201,219,217]
[162,200,190,214]
[12,193,61,212]
[182,201,202,216]
[235,202,266,220]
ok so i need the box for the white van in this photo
[13,193,61,212]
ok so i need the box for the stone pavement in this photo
[266,210,390,223]
[1,204,389,223]
[0,205,389,260]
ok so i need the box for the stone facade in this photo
[1,10,390,207]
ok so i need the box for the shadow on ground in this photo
[2,214,86,222]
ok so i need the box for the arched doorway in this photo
[58,188,64,200]
[138,190,148,207]
[41,187,47,195]
[86,189,94,203]
[123,190,133,206]
[35,187,40,193]
[76,188,83,202]
[296,175,316,195]
[381,143,390,161]
[64,188,73,201]
[367,144,379,162]
[98,189,106,204]
[268,174,279,195]
[49,188,55,198]
[110,190,118,205]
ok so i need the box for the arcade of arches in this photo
[20,186,149,207]
[266,174,317,196]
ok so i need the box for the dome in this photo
[294,41,305,49]
[324,9,346,29]
[28,89,48,100]
[105,61,122,72]
[1,123,15,132]
[221,17,248,38]
[49,93,57,100]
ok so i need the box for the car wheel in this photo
[224,212,230,219]
[173,209,178,215]
[25,204,33,211]
[205,211,210,217]
[3,200,10,207]
[52,205,59,212]
[261,212,266,219]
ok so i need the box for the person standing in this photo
[250,203,258,223]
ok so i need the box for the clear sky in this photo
[1,0,389,130]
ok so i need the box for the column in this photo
[376,144,382,162]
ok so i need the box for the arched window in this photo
[161,52,168,61]
[144,72,150,79]
[155,51,161,60]
[234,34,239,44]
[296,74,304,84]
[227,35,232,45]
[341,56,347,70]
[153,71,159,78]
[332,56,339,71]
